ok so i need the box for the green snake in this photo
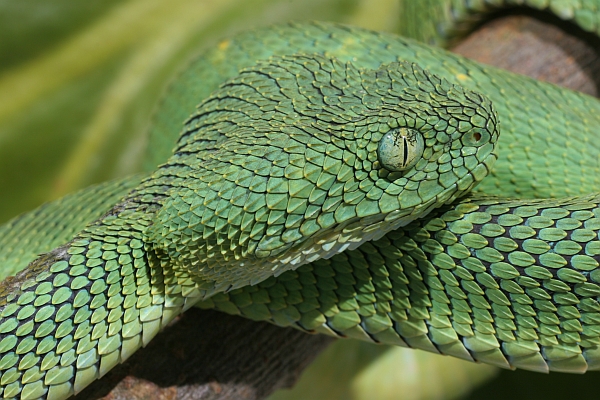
[2,0,600,398]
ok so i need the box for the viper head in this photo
[148,54,499,290]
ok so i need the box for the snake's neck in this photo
[0,192,192,399]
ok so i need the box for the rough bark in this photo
[75,13,599,400]
[452,13,600,96]
[76,309,333,400]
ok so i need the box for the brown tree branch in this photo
[451,12,600,96]
[76,309,333,400]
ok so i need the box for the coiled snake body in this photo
[2,1,600,398]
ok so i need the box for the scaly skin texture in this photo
[0,54,496,399]
[145,56,496,292]
[145,21,600,200]
[1,2,600,399]
[0,178,142,278]
[199,194,600,374]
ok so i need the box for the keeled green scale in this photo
[0,53,497,398]
[0,200,185,399]
[145,54,497,293]
[4,2,600,397]
[0,178,142,279]
[198,194,600,374]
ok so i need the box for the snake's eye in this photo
[377,128,424,172]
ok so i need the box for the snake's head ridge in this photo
[147,54,499,290]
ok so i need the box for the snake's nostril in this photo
[474,132,482,141]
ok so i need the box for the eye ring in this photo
[377,128,424,172]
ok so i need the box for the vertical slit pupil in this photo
[402,136,409,167]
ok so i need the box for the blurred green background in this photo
[1,0,599,399]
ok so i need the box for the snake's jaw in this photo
[144,55,500,294]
